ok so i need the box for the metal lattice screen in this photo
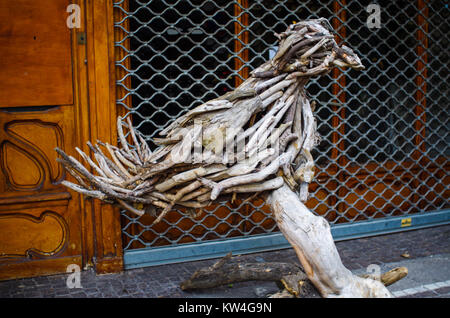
[113,0,449,252]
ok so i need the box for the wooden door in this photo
[0,0,86,279]
[0,0,125,279]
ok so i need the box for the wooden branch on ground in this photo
[180,252,303,291]
[361,267,409,287]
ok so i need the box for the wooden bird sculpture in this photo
[57,19,398,298]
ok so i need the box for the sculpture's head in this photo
[253,18,364,79]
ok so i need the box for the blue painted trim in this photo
[124,209,450,269]
[331,209,450,241]
[124,233,290,269]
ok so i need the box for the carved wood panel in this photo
[0,107,73,195]
[0,197,82,281]
[0,210,69,259]
[0,106,83,279]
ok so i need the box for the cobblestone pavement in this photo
[0,225,449,298]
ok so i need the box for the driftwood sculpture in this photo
[56,18,400,297]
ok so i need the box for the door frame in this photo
[78,0,124,274]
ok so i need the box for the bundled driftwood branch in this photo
[56,18,402,298]
[57,18,363,222]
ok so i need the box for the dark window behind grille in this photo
[122,0,236,150]
[345,0,420,163]
[114,0,449,251]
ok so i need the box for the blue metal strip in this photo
[124,209,450,269]
[124,233,290,268]
[330,209,450,241]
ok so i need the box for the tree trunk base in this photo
[268,184,393,298]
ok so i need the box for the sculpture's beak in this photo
[334,44,365,70]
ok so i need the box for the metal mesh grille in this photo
[113,0,449,250]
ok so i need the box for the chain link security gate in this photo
[113,0,449,268]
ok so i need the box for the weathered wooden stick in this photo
[361,267,409,287]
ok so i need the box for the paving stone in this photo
[434,286,450,295]
[401,290,437,298]
[69,291,88,298]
